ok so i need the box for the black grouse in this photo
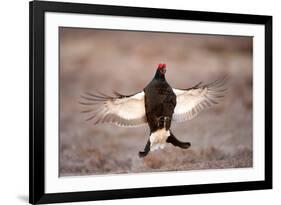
[80,64,226,157]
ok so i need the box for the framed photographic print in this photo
[29,0,272,204]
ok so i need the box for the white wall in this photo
[0,0,279,204]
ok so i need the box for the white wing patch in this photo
[172,79,226,123]
[80,91,147,127]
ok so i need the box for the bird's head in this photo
[155,63,167,80]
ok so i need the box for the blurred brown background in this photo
[59,27,253,176]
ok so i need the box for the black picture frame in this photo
[29,0,272,204]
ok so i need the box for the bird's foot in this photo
[166,134,191,149]
[158,116,171,122]
[139,151,149,158]
[139,140,151,158]
[179,142,191,149]
[158,116,171,128]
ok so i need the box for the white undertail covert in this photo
[149,128,170,151]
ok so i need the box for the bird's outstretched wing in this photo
[80,91,147,127]
[172,78,226,123]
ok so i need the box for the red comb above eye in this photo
[158,63,167,69]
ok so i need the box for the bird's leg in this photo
[166,133,191,149]
[158,116,171,129]
[157,116,165,128]
[163,116,171,129]
[139,139,151,158]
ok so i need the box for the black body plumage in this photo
[144,69,176,133]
